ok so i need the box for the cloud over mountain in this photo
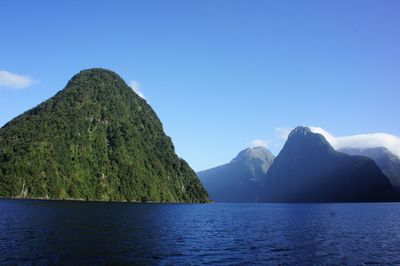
[310,127,400,158]
[250,139,270,148]
[128,80,145,99]
[275,127,291,140]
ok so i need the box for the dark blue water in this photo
[1,200,400,265]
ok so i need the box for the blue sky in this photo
[1,0,399,171]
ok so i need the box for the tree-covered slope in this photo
[198,147,274,203]
[0,68,209,202]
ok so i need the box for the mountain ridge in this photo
[262,126,399,202]
[198,146,274,202]
[339,147,400,190]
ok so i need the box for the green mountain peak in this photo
[0,68,209,203]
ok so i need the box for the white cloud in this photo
[0,70,37,89]
[250,139,271,148]
[310,127,400,158]
[275,127,291,140]
[128,80,145,99]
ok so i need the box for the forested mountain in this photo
[0,68,209,203]
[262,126,400,202]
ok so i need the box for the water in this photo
[1,200,400,265]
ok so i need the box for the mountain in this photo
[0,68,209,203]
[198,147,275,202]
[339,147,400,190]
[262,126,400,202]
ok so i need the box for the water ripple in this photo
[1,200,400,264]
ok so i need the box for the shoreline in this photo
[0,197,213,204]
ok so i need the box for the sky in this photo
[0,0,399,171]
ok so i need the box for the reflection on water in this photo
[1,200,400,264]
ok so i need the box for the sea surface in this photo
[1,200,400,265]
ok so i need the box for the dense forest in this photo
[0,68,209,203]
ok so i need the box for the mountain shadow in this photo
[339,147,400,191]
[262,126,400,203]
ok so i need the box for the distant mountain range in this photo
[198,147,274,203]
[198,127,400,203]
[262,127,400,202]
[339,147,400,190]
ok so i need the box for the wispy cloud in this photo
[0,70,37,90]
[250,139,271,148]
[310,127,400,158]
[128,80,145,99]
[275,127,291,140]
